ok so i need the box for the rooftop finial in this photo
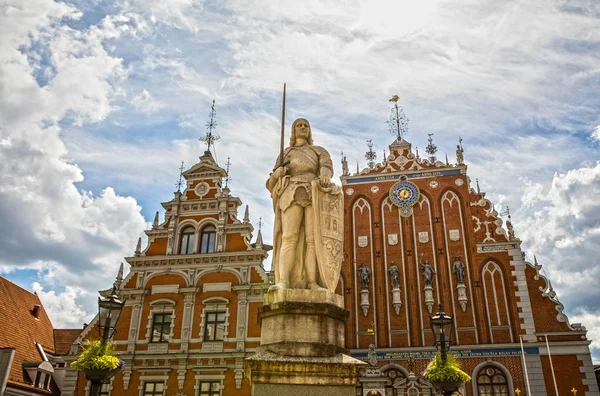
[199,99,220,153]
[134,237,142,257]
[356,161,359,175]
[415,145,419,160]
[476,178,481,193]
[243,205,250,224]
[365,139,377,169]
[425,133,437,162]
[175,161,185,193]
[258,217,263,232]
[500,206,515,240]
[114,262,124,289]
[152,211,159,229]
[383,149,387,164]
[224,156,232,188]
[445,152,449,166]
[456,136,464,165]
[341,151,349,176]
[387,95,409,141]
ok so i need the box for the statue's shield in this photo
[311,180,344,293]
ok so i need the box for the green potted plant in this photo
[423,353,471,395]
[71,340,125,382]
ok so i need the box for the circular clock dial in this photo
[390,180,420,208]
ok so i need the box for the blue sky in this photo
[0,0,599,362]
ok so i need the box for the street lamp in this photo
[88,287,125,396]
[98,287,125,342]
[429,303,453,363]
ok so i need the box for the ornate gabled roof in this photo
[182,151,227,180]
[348,138,464,177]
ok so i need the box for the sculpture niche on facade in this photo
[266,118,344,293]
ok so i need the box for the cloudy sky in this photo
[1,0,599,361]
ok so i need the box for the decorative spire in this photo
[356,161,359,175]
[199,99,221,153]
[113,262,124,290]
[387,95,409,141]
[224,156,232,188]
[134,237,142,257]
[445,152,449,166]
[456,136,464,165]
[415,146,420,160]
[152,211,159,229]
[175,161,185,193]
[243,205,250,224]
[476,178,481,193]
[365,139,377,169]
[255,217,264,249]
[258,216,263,232]
[425,133,437,162]
[382,149,387,164]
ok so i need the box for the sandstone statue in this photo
[358,263,371,290]
[388,262,400,289]
[421,259,436,287]
[266,118,343,293]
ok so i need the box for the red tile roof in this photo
[53,329,82,355]
[0,276,56,387]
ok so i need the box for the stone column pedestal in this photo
[246,289,365,396]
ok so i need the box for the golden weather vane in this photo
[387,95,409,140]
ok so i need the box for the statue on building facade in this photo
[388,262,400,289]
[453,256,465,284]
[267,118,343,293]
[421,259,436,287]
[358,263,372,290]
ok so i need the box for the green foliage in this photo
[423,353,471,383]
[70,340,121,371]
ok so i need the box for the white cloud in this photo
[0,0,146,327]
[592,125,600,141]
[33,281,89,328]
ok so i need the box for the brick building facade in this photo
[61,151,270,396]
[340,137,599,396]
[59,137,598,396]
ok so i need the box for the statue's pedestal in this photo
[246,289,365,396]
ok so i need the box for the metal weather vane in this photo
[175,161,185,192]
[199,99,220,152]
[425,133,437,162]
[387,95,409,141]
[224,156,232,188]
[365,139,377,169]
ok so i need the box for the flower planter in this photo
[83,367,121,383]
[431,380,463,394]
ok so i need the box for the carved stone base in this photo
[391,288,402,315]
[424,285,434,313]
[259,289,348,357]
[456,283,468,312]
[248,289,365,395]
[246,350,365,396]
[360,289,370,317]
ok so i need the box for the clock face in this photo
[389,177,420,217]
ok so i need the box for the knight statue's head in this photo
[290,118,314,146]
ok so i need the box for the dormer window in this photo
[200,225,216,253]
[179,226,195,254]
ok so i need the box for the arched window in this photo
[200,225,216,253]
[179,226,195,254]
[476,366,508,396]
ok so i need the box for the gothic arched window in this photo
[200,225,216,253]
[179,226,195,255]
[476,366,509,396]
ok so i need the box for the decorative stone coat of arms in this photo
[388,234,398,245]
[449,229,460,241]
[418,231,429,244]
[358,236,368,248]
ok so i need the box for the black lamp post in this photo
[429,303,454,363]
[88,287,124,396]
